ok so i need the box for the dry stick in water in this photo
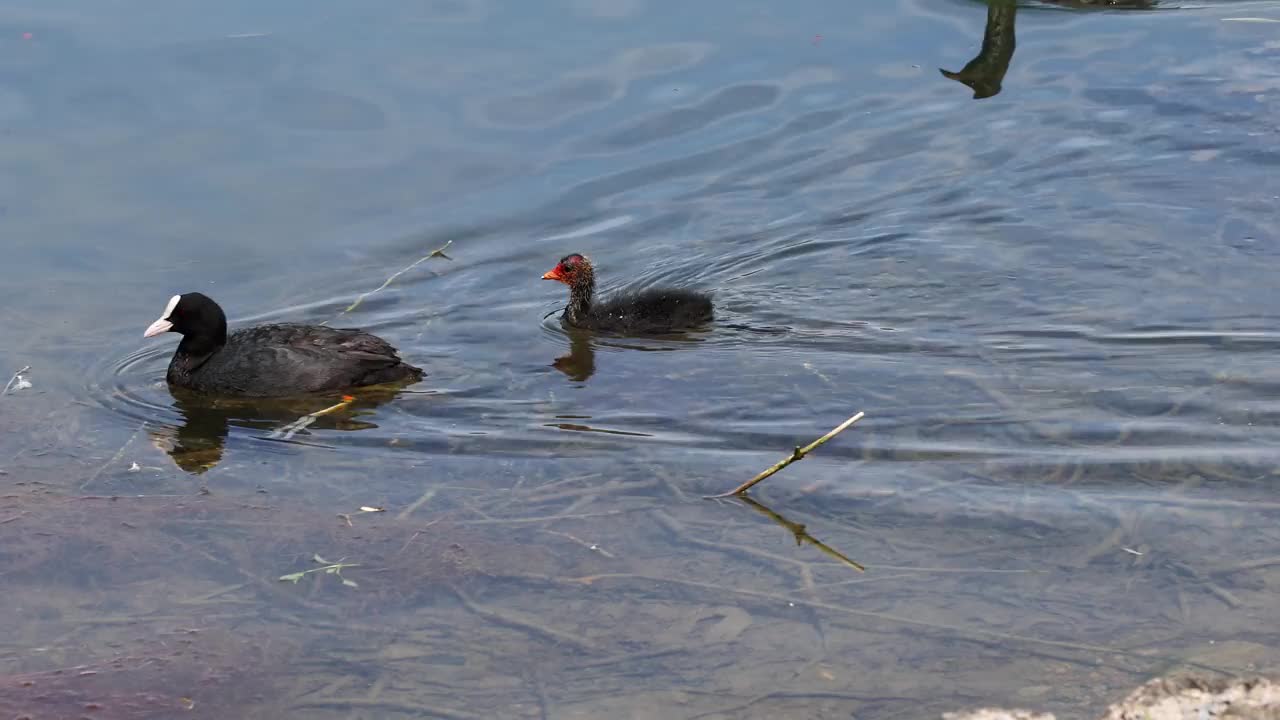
[707,411,865,498]
[329,240,453,322]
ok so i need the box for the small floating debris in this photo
[338,505,386,526]
[2,365,31,395]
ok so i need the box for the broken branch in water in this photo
[707,411,865,498]
[332,240,453,320]
[2,365,31,395]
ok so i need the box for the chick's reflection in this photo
[552,330,596,382]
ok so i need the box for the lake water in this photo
[2,0,1280,717]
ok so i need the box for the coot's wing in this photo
[204,324,420,394]
[321,325,408,361]
[235,324,404,358]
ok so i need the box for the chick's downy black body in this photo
[144,292,423,397]
[575,288,714,334]
[542,253,713,334]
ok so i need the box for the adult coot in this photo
[541,253,713,334]
[143,292,423,397]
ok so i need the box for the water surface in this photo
[2,0,1280,717]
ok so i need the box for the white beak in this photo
[144,318,174,338]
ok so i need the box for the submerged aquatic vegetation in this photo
[278,554,362,588]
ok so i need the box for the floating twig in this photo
[707,411,865,498]
[332,239,453,321]
[2,365,31,395]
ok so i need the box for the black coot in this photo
[143,292,423,397]
[541,253,713,334]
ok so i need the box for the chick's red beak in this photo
[541,266,567,283]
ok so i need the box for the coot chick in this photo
[541,253,713,334]
[143,292,424,397]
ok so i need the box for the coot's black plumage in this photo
[143,292,423,397]
[541,253,713,334]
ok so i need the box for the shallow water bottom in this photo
[3,417,1278,720]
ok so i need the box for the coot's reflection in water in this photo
[940,0,1018,100]
[940,0,1159,100]
[149,387,406,473]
